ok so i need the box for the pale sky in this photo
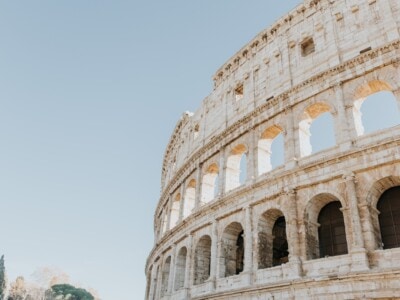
[1,1,398,300]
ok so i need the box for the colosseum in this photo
[145,0,400,299]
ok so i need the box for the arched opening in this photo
[377,186,400,249]
[226,144,247,192]
[161,256,171,297]
[183,179,196,218]
[219,222,244,277]
[318,201,348,257]
[258,209,287,269]
[258,125,284,175]
[299,102,336,157]
[353,82,400,136]
[174,247,187,290]
[170,193,181,228]
[194,235,212,285]
[201,163,219,205]
[273,216,289,266]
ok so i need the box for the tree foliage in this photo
[48,284,94,300]
[0,256,5,300]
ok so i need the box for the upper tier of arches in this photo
[160,0,400,191]
[156,74,400,239]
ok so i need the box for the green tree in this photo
[0,256,5,300]
[46,284,94,300]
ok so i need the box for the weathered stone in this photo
[145,0,400,299]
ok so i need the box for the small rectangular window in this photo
[301,38,315,57]
[234,84,244,101]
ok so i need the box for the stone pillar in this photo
[334,83,357,151]
[179,183,186,221]
[168,245,177,295]
[147,265,157,300]
[242,206,254,286]
[247,129,257,184]
[155,257,163,300]
[219,148,226,196]
[285,188,302,278]
[167,195,172,231]
[184,234,193,292]
[252,219,259,272]
[194,163,203,210]
[244,206,253,274]
[343,172,369,271]
[210,220,219,285]
[284,106,297,170]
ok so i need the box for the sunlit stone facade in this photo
[145,0,400,299]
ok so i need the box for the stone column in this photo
[147,265,156,300]
[168,245,177,295]
[210,220,219,286]
[247,129,257,184]
[285,188,302,278]
[166,195,172,231]
[179,183,186,221]
[155,257,163,300]
[284,105,297,170]
[243,206,254,284]
[334,83,357,151]
[184,234,193,292]
[219,148,226,196]
[343,172,369,271]
[194,163,203,210]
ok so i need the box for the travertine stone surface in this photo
[145,0,400,299]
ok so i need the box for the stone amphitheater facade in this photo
[145,0,400,299]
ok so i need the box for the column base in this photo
[350,248,370,272]
[287,256,303,279]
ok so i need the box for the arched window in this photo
[299,102,336,157]
[377,186,400,249]
[226,144,247,192]
[161,256,171,297]
[174,247,187,290]
[170,193,181,228]
[183,180,196,218]
[272,216,289,266]
[194,235,211,285]
[220,222,244,277]
[258,125,284,175]
[353,84,400,136]
[318,201,348,257]
[201,163,219,205]
[258,209,287,269]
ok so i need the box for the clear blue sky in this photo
[1,1,398,300]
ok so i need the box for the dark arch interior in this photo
[272,216,288,266]
[318,201,348,257]
[377,186,400,249]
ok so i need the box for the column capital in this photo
[283,187,297,196]
[342,171,356,182]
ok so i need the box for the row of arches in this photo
[150,185,400,299]
[160,82,400,235]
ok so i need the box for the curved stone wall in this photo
[146,0,400,299]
